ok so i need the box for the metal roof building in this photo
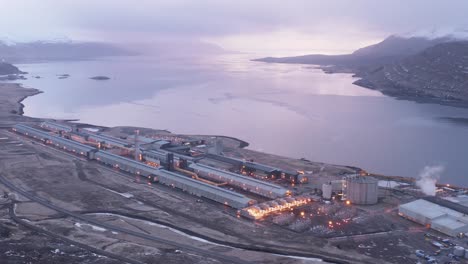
[153,169,255,209]
[399,199,468,237]
[86,133,132,148]
[95,151,157,176]
[40,121,73,133]
[48,135,96,159]
[244,161,280,174]
[13,124,96,159]
[13,124,51,141]
[189,163,289,199]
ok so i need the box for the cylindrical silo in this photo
[322,183,332,200]
[345,176,378,205]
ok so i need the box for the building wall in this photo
[346,178,378,205]
[153,170,253,209]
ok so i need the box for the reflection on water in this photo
[17,54,468,185]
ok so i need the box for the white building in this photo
[399,199,468,237]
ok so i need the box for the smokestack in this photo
[134,129,140,161]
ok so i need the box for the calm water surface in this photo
[16,54,468,185]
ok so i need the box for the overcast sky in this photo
[1,0,467,55]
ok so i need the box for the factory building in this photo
[95,151,157,176]
[343,176,378,205]
[143,149,196,166]
[399,199,468,237]
[13,124,51,141]
[47,135,97,159]
[13,124,96,159]
[127,135,171,150]
[205,154,302,183]
[243,161,282,178]
[86,133,132,149]
[40,121,73,133]
[189,163,289,199]
[152,169,255,209]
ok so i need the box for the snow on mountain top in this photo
[396,27,468,40]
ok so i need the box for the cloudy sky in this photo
[1,0,467,55]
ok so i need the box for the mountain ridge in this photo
[254,35,468,106]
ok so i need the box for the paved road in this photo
[0,174,249,264]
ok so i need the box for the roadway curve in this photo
[0,174,248,264]
[8,203,144,264]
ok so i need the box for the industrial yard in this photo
[0,119,467,264]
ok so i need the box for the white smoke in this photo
[416,165,444,196]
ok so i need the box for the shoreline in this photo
[2,78,465,188]
[258,60,468,109]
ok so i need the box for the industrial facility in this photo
[13,124,96,159]
[40,121,73,133]
[11,123,297,212]
[399,198,468,237]
[189,163,289,199]
[152,169,255,209]
[342,175,378,205]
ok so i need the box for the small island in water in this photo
[90,75,110,80]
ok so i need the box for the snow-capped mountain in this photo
[396,27,468,40]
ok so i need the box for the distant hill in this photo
[355,41,468,103]
[0,41,136,63]
[254,35,468,106]
[254,35,451,73]
[0,62,23,75]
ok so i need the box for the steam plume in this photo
[416,165,444,196]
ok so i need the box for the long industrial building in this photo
[95,151,157,177]
[40,121,73,133]
[13,124,96,159]
[399,199,468,237]
[12,123,281,209]
[86,133,132,149]
[153,169,255,209]
[189,163,289,199]
[205,154,300,182]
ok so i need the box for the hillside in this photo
[355,41,468,103]
[255,35,468,105]
[254,36,451,73]
[0,62,23,75]
[0,41,136,63]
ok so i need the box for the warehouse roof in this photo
[87,133,132,147]
[244,161,280,174]
[190,163,287,194]
[424,196,468,215]
[96,151,157,172]
[15,124,94,152]
[432,216,468,230]
[399,199,448,220]
[154,169,253,205]
[49,135,96,152]
[41,121,73,132]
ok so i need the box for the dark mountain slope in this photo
[254,36,451,73]
[0,62,23,75]
[355,41,468,103]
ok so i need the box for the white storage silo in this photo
[322,183,332,200]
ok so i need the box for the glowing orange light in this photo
[346,200,351,205]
